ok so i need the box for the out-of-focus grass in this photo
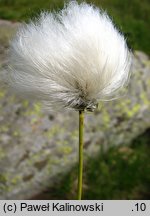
[32,129,150,200]
[0,0,150,55]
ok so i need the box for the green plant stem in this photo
[77,110,84,200]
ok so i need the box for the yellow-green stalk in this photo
[77,110,84,200]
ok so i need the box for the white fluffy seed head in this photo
[5,1,132,111]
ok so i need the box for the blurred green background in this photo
[0,0,150,55]
[33,131,150,200]
[0,0,150,200]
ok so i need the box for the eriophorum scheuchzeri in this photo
[3,1,132,199]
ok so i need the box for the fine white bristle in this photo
[4,1,132,111]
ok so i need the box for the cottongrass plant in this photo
[3,1,131,199]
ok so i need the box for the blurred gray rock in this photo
[0,20,150,199]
